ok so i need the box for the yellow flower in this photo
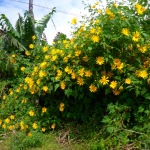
[135,3,141,9]
[5,118,10,124]
[113,58,121,65]
[82,56,88,62]
[10,115,15,120]
[42,128,46,132]
[2,95,6,100]
[36,79,41,85]
[63,57,68,63]
[30,89,35,95]
[43,86,48,92]
[27,132,32,137]
[91,35,99,42]
[32,35,36,40]
[74,50,82,57]
[39,70,46,78]
[2,124,6,129]
[32,123,38,129]
[10,58,16,63]
[71,72,76,79]
[117,62,124,70]
[109,13,115,19]
[16,88,20,93]
[89,85,97,92]
[97,9,102,13]
[20,125,25,130]
[77,77,84,86]
[51,123,56,129]
[132,31,140,42]
[59,103,65,112]
[20,121,24,126]
[64,66,69,73]
[138,46,147,53]
[90,28,96,34]
[23,85,28,89]
[12,54,16,58]
[78,68,85,77]
[122,28,130,36]
[29,44,34,49]
[99,76,109,85]
[33,67,38,72]
[29,110,34,116]
[113,3,118,8]
[138,70,148,79]
[21,99,27,103]
[60,103,65,107]
[40,62,47,68]
[25,50,30,56]
[96,57,104,65]
[42,107,47,113]
[125,78,131,84]
[57,70,62,77]
[45,55,50,59]
[21,66,25,71]
[71,17,77,24]
[9,90,13,95]
[106,9,111,15]
[95,1,100,5]
[51,55,57,61]
[85,70,92,77]
[110,81,117,89]
[8,125,13,131]
[92,4,96,8]
[43,46,48,52]
[59,106,64,112]
[113,89,120,95]
[135,3,146,15]
[60,81,66,90]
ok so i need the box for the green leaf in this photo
[107,126,115,134]
[64,88,74,97]
[88,47,92,50]
[54,84,59,91]
[105,88,111,95]
[144,93,150,100]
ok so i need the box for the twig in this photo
[123,128,149,137]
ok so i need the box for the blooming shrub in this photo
[0,0,150,149]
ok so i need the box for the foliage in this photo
[0,0,150,149]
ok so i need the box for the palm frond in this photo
[0,14,20,38]
[35,8,56,39]
[15,14,24,37]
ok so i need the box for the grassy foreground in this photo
[0,129,92,150]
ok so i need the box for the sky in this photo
[0,0,101,44]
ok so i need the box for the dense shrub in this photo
[0,0,150,149]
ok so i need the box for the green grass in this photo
[0,131,90,150]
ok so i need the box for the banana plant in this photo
[0,7,56,53]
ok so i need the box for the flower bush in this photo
[0,0,150,149]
